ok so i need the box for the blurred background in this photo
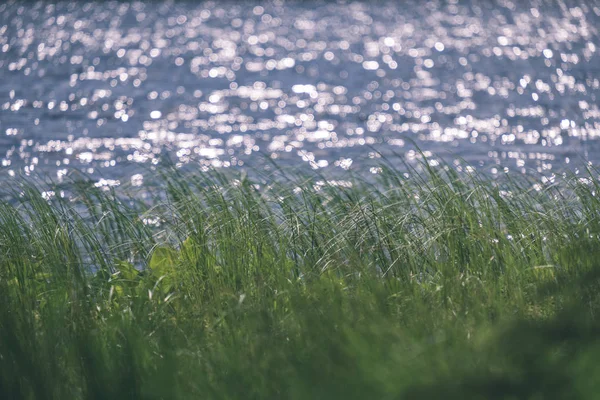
[0,0,599,187]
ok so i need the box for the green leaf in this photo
[531,265,557,282]
[149,246,178,278]
[116,260,138,281]
[34,272,52,283]
[92,268,111,290]
[180,237,196,262]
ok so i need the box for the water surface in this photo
[1,0,599,187]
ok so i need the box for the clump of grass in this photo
[1,160,600,399]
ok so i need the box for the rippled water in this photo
[1,0,599,187]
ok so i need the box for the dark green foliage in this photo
[1,161,600,399]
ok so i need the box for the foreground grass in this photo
[1,161,600,399]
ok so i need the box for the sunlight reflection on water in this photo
[1,0,599,187]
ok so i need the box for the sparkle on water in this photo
[1,0,600,187]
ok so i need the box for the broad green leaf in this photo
[116,260,138,281]
[149,246,178,278]
[180,237,197,262]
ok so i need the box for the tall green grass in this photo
[1,161,600,399]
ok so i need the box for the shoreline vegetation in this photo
[2,160,600,399]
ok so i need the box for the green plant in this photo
[1,160,599,399]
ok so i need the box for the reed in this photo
[1,160,599,399]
